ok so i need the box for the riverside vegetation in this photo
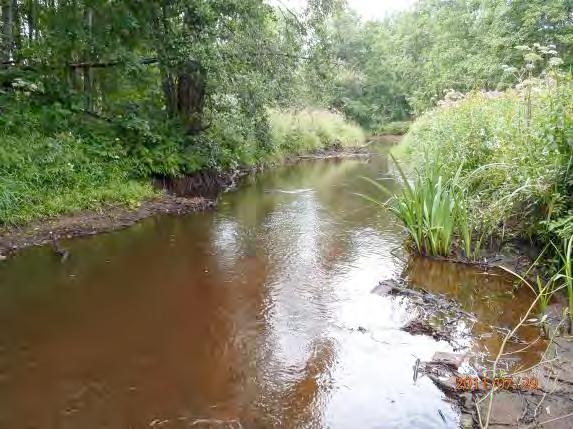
[0,0,572,303]
[0,103,363,225]
[0,1,364,226]
[370,46,573,324]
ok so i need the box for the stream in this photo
[0,146,542,428]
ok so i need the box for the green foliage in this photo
[309,0,573,126]
[267,109,365,160]
[0,89,363,225]
[360,156,469,257]
[0,131,153,225]
[405,84,572,245]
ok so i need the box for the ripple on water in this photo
[0,154,523,428]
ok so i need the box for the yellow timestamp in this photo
[456,376,539,391]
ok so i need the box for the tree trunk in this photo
[27,0,35,41]
[84,7,94,111]
[176,61,206,134]
[1,0,13,63]
[162,70,177,117]
[12,0,20,59]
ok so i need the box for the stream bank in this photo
[0,146,373,257]
[373,272,573,428]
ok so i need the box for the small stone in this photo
[371,279,400,296]
[0,254,6,262]
[430,351,466,369]
[427,374,458,394]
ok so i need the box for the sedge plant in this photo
[358,154,472,258]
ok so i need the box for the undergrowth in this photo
[0,132,154,225]
[373,45,572,311]
[0,95,364,225]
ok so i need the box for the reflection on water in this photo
[405,257,545,369]
[0,150,540,428]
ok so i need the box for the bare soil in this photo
[0,195,215,256]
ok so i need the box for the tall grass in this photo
[0,133,154,225]
[268,108,365,158]
[399,74,572,262]
[360,155,473,257]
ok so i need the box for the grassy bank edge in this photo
[0,108,365,231]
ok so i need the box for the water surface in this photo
[0,149,540,428]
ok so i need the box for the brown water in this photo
[0,149,542,428]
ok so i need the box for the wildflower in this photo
[548,57,564,67]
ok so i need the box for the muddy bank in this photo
[289,145,372,161]
[373,277,573,428]
[0,195,215,257]
[0,146,374,257]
